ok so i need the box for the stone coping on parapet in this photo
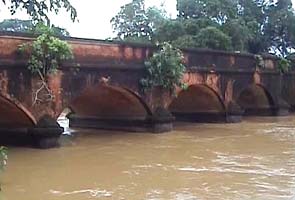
[0,31,281,72]
[0,31,278,59]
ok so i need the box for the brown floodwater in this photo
[1,116,295,200]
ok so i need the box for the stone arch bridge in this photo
[0,33,293,147]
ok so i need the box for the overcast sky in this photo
[0,0,177,39]
[0,0,294,40]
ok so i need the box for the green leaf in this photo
[140,42,186,94]
[18,24,73,77]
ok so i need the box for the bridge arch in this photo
[67,84,152,129]
[169,84,226,122]
[0,93,36,128]
[236,84,275,115]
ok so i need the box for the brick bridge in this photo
[0,33,294,147]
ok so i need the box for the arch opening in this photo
[67,84,152,131]
[169,85,226,122]
[236,84,275,116]
[0,94,36,128]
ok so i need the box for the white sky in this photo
[0,0,177,39]
[0,0,294,40]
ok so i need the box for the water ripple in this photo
[49,188,113,198]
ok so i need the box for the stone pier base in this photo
[0,126,63,148]
[171,112,242,123]
[243,107,289,116]
[28,115,64,149]
[28,127,63,148]
[69,114,174,133]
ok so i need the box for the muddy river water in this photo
[1,116,295,200]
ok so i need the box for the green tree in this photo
[154,17,223,49]
[111,0,152,42]
[153,19,186,43]
[0,19,33,32]
[177,0,237,23]
[171,35,197,49]
[175,0,295,55]
[111,0,166,43]
[264,0,295,57]
[1,0,77,24]
[177,0,202,19]
[183,18,218,35]
[146,6,167,31]
[141,42,186,93]
[112,0,295,56]
[195,26,232,50]
[222,19,253,51]
[0,19,70,36]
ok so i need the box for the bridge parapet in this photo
[0,33,279,71]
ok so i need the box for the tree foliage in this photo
[278,58,292,73]
[1,0,77,25]
[141,42,186,93]
[111,0,166,42]
[177,0,238,23]
[19,25,73,104]
[0,19,70,36]
[195,26,232,50]
[221,19,253,51]
[20,25,73,77]
[112,0,295,58]
[153,19,186,43]
[171,34,196,49]
[175,0,295,56]
[264,0,295,56]
[0,19,33,32]
[111,0,151,42]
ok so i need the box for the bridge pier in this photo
[225,101,243,123]
[28,116,64,149]
[0,126,63,149]
[274,98,290,116]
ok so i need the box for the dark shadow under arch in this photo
[237,84,275,116]
[67,84,153,131]
[0,94,36,128]
[169,84,226,122]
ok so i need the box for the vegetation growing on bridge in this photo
[278,58,292,73]
[19,25,73,104]
[141,42,186,94]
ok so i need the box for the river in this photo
[1,116,295,200]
